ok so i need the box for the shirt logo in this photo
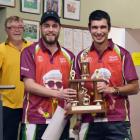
[21,67,29,71]
[87,57,93,62]
[109,56,119,62]
[37,56,44,62]
[59,57,67,63]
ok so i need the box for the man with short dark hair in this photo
[20,11,76,140]
[76,10,139,140]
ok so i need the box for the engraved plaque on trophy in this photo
[67,51,107,115]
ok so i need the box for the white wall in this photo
[109,27,125,48]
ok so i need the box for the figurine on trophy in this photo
[78,87,90,106]
[80,51,90,80]
[69,69,79,107]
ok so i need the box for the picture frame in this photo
[21,0,41,14]
[43,0,61,17]
[63,0,80,20]
[23,20,40,42]
[0,0,15,7]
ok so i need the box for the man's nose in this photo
[97,28,102,34]
[48,26,53,31]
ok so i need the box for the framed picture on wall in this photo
[23,20,40,42]
[63,0,80,20]
[21,0,41,14]
[0,0,15,7]
[43,0,61,17]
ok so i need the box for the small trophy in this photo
[67,51,108,115]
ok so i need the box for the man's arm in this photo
[100,49,140,96]
[97,80,139,96]
[114,80,139,95]
[23,78,76,100]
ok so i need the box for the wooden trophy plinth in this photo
[66,79,106,115]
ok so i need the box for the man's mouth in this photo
[14,34,21,36]
[96,36,103,40]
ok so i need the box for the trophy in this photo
[67,51,108,115]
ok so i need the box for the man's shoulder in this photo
[25,41,33,47]
[22,42,38,53]
[61,46,75,58]
[114,44,130,57]
[0,42,7,53]
[0,42,5,45]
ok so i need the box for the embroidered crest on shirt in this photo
[59,57,67,63]
[109,56,119,62]
[37,55,44,62]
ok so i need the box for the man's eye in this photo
[92,26,98,29]
[52,24,58,28]
[42,24,49,28]
[100,26,107,29]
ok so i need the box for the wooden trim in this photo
[61,24,88,30]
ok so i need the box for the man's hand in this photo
[97,82,114,94]
[57,88,77,100]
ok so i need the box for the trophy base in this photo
[66,105,106,114]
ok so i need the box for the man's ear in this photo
[5,28,7,33]
[59,24,61,29]
[108,27,111,32]
[88,23,91,32]
[88,26,91,33]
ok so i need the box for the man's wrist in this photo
[112,87,120,95]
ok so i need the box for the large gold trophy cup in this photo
[67,52,107,115]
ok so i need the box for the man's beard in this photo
[42,33,59,45]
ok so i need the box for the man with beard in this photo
[20,11,76,140]
[76,10,139,140]
[0,16,31,140]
